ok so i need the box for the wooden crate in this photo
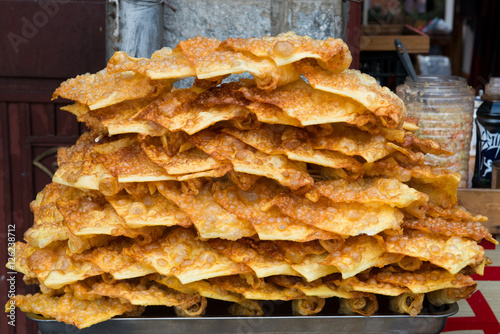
[457,188,500,234]
[360,24,430,53]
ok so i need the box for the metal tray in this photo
[28,300,458,334]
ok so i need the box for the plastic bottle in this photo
[472,78,500,188]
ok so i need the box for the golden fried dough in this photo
[383,229,484,274]
[297,60,406,128]
[124,227,251,284]
[107,47,196,80]
[212,180,340,242]
[190,130,313,190]
[8,293,138,328]
[9,32,491,326]
[53,69,171,110]
[157,182,256,240]
[72,239,157,280]
[226,31,351,72]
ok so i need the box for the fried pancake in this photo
[61,102,108,134]
[11,242,37,278]
[276,240,327,263]
[157,182,256,240]
[403,132,453,156]
[107,190,192,228]
[133,88,200,129]
[207,238,299,278]
[179,36,301,91]
[165,104,251,134]
[322,235,403,278]
[57,190,164,242]
[223,125,363,174]
[141,139,229,176]
[212,180,340,242]
[121,182,159,200]
[383,229,484,274]
[374,266,477,294]
[173,298,208,317]
[225,31,351,72]
[363,157,413,182]
[396,256,423,271]
[238,79,379,128]
[363,158,461,210]
[406,165,461,208]
[302,283,358,299]
[53,132,116,191]
[387,142,425,164]
[107,47,196,79]
[10,32,492,323]
[190,130,313,190]
[89,279,203,307]
[426,204,487,223]
[72,239,157,280]
[66,233,114,255]
[269,191,404,237]
[228,300,264,316]
[27,242,103,289]
[192,81,250,107]
[380,127,406,142]
[334,275,409,296]
[245,101,302,126]
[176,165,233,181]
[80,98,167,136]
[124,227,252,284]
[305,177,428,209]
[136,90,252,135]
[8,293,138,329]
[297,60,406,128]
[227,171,262,191]
[308,123,395,163]
[25,183,70,248]
[222,123,283,154]
[402,217,496,244]
[94,136,176,183]
[53,69,171,110]
[289,253,339,282]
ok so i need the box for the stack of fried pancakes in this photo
[7,32,495,329]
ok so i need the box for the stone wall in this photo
[163,0,348,48]
[106,0,348,59]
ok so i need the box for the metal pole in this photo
[105,0,164,61]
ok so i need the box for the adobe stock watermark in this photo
[5,223,16,327]
[7,0,70,54]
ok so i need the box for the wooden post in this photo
[346,0,363,70]
[105,0,164,61]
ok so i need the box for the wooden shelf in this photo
[360,24,430,53]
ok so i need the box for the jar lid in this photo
[483,77,500,101]
[485,77,500,95]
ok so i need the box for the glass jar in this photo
[397,76,474,188]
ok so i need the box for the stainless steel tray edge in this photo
[28,303,458,334]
